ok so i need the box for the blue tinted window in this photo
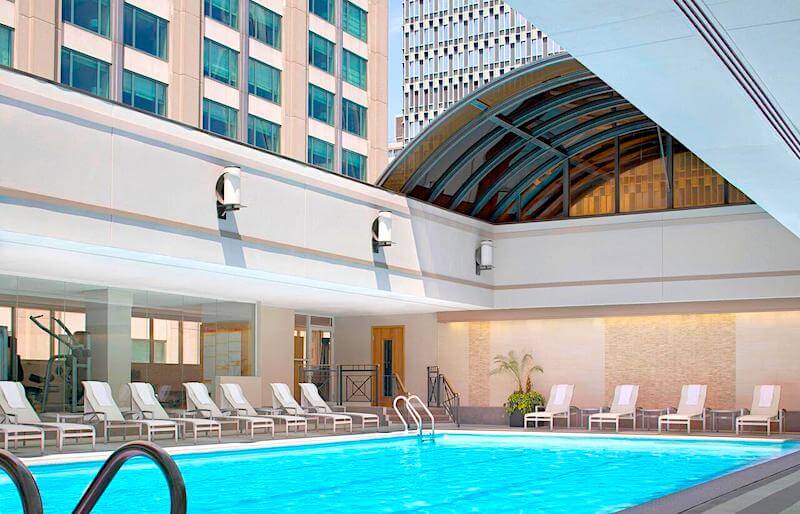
[249,2,281,49]
[248,115,280,152]
[308,31,334,74]
[307,136,334,170]
[342,50,367,90]
[308,84,334,125]
[342,149,366,180]
[342,1,367,42]
[123,4,168,59]
[342,98,367,137]
[309,0,334,23]
[122,70,167,115]
[204,0,238,28]
[204,38,238,86]
[248,58,280,103]
[203,98,238,139]
[63,0,111,36]
[0,25,12,67]
[60,47,109,98]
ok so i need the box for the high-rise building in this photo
[388,113,403,161]
[0,0,388,181]
[401,0,562,143]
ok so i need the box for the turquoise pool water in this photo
[1,433,797,513]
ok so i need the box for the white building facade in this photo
[401,0,562,143]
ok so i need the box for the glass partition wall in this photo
[0,274,255,412]
[294,314,334,401]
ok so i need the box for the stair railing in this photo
[73,441,187,514]
[426,366,461,427]
[0,448,43,514]
[392,395,419,434]
[407,394,435,436]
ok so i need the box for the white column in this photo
[84,289,133,402]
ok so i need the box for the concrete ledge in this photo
[623,448,800,512]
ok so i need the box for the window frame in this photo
[122,69,168,116]
[307,136,334,171]
[123,3,169,60]
[247,114,281,153]
[202,98,239,139]
[308,31,335,74]
[248,57,281,104]
[0,24,12,68]
[342,0,367,42]
[60,47,110,99]
[342,49,367,90]
[308,83,335,126]
[62,0,111,37]
[309,0,335,24]
[203,38,239,87]
[341,98,367,138]
[249,1,281,49]
[204,0,239,29]
[341,149,367,181]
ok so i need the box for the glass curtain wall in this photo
[0,274,255,412]
[293,314,334,401]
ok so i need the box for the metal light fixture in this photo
[475,239,494,275]
[372,210,394,253]
[216,166,243,219]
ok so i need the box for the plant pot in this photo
[509,410,525,427]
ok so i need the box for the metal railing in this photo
[300,366,334,402]
[73,441,186,514]
[427,366,461,426]
[393,394,435,437]
[337,364,378,405]
[0,441,185,514]
[0,448,42,514]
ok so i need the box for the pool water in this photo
[1,433,797,513]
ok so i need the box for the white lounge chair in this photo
[129,382,222,442]
[0,381,95,450]
[184,382,274,438]
[83,381,178,442]
[271,383,352,432]
[736,385,782,436]
[589,384,639,432]
[0,421,45,453]
[219,383,307,435]
[524,384,574,430]
[659,384,707,433]
[300,383,379,430]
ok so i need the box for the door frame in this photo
[371,325,405,406]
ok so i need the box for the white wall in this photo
[334,313,438,398]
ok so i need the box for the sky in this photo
[387,0,403,141]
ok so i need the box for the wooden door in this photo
[371,326,405,406]
[293,334,305,399]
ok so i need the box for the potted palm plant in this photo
[490,351,545,427]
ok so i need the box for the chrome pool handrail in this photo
[407,395,435,436]
[73,441,187,514]
[393,395,421,434]
[0,448,43,514]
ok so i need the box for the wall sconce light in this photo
[476,239,494,275]
[372,210,394,253]
[216,166,243,219]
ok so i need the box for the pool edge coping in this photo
[622,447,800,513]
[21,428,792,466]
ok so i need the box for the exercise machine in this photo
[29,315,92,412]
[0,326,20,381]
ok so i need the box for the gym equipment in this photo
[29,315,91,413]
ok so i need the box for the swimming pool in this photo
[1,432,797,513]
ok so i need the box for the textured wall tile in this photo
[468,321,491,406]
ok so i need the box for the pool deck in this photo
[8,424,800,512]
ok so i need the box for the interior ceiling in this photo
[379,54,664,222]
[505,0,800,236]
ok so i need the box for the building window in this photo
[342,49,367,90]
[248,58,280,103]
[308,83,334,125]
[307,136,334,170]
[202,98,238,138]
[309,0,334,23]
[122,70,167,115]
[204,38,238,87]
[248,115,280,152]
[249,2,281,49]
[204,0,238,28]
[342,149,366,180]
[342,98,367,137]
[60,48,109,98]
[62,0,111,37]
[308,31,334,74]
[0,25,11,67]
[342,1,367,42]
[123,4,168,59]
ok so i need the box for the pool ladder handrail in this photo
[392,394,435,437]
[0,447,43,514]
[74,440,187,514]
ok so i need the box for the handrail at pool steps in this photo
[408,395,436,437]
[0,447,43,514]
[427,366,461,427]
[73,440,187,514]
[393,395,435,438]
